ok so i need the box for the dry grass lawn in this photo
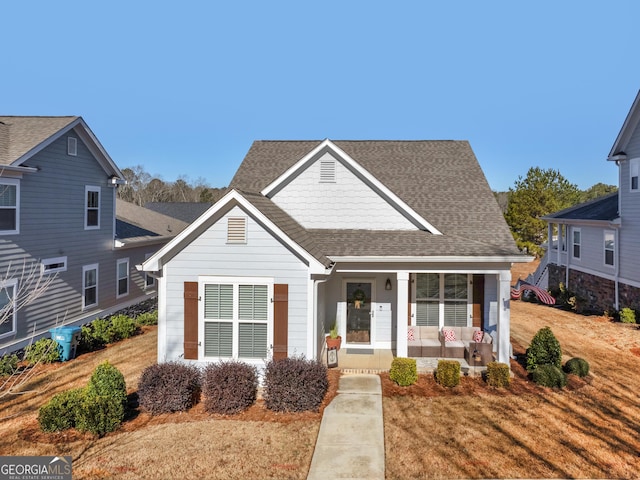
[2,260,640,479]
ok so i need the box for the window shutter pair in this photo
[183,282,288,360]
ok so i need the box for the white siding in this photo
[162,206,310,362]
[271,152,417,230]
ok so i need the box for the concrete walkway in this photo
[307,374,384,480]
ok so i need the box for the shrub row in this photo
[38,361,127,436]
[137,356,329,416]
[24,338,62,365]
[78,310,158,353]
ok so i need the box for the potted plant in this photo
[326,321,342,350]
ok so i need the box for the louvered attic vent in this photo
[227,217,247,243]
[319,160,336,183]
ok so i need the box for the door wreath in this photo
[352,288,366,309]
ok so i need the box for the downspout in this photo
[312,270,333,360]
[614,227,620,310]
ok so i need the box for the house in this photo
[539,90,640,313]
[0,116,186,353]
[142,139,530,367]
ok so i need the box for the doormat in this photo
[346,349,374,355]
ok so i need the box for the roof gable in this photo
[608,90,640,160]
[542,192,619,223]
[0,116,124,179]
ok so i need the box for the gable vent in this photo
[68,137,77,156]
[319,160,336,183]
[227,217,247,243]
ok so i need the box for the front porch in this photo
[324,348,492,376]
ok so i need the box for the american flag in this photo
[510,280,556,305]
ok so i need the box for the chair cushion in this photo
[445,340,465,348]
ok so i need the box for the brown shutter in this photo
[472,275,484,329]
[407,274,412,325]
[273,284,288,360]
[184,281,199,360]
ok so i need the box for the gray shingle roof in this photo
[116,199,189,241]
[230,140,519,258]
[543,192,619,222]
[144,202,213,223]
[0,116,78,165]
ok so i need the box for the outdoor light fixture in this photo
[385,278,392,291]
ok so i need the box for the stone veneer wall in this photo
[619,283,640,312]
[547,264,566,293]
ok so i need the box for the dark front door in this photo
[346,281,372,345]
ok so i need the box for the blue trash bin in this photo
[49,326,82,361]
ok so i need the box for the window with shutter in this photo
[414,273,470,328]
[201,278,273,361]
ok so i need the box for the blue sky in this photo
[3,1,639,191]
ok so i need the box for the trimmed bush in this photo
[108,314,137,341]
[264,356,328,413]
[203,361,258,414]
[24,338,61,365]
[91,318,114,344]
[86,361,128,408]
[138,362,201,415]
[531,364,567,388]
[435,360,460,388]
[564,357,590,377]
[389,358,418,386]
[485,362,511,388]
[78,324,105,353]
[135,310,158,326]
[0,353,19,376]
[38,387,86,432]
[77,361,127,435]
[619,307,636,324]
[526,326,562,371]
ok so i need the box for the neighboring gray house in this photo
[143,139,530,366]
[0,116,185,353]
[539,90,640,313]
[144,202,213,223]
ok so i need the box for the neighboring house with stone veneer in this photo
[142,139,530,366]
[0,116,186,353]
[540,90,640,313]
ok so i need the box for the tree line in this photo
[117,165,227,206]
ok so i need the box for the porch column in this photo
[497,270,511,364]
[396,271,409,357]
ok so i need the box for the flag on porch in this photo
[510,280,556,305]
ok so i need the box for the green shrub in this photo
[0,353,19,376]
[264,356,328,413]
[79,361,127,436]
[564,357,590,377]
[24,338,61,365]
[108,314,137,341]
[619,307,636,324]
[77,324,105,353]
[435,360,460,388]
[389,358,417,386]
[526,326,562,371]
[76,394,125,436]
[138,362,201,415]
[135,310,158,326]
[91,318,114,344]
[531,364,567,388]
[485,362,511,388]
[38,387,86,432]
[203,361,258,414]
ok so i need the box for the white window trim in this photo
[0,278,18,339]
[572,228,581,260]
[84,185,100,230]
[42,256,67,274]
[82,263,99,310]
[198,276,274,363]
[68,136,77,156]
[604,230,615,268]
[411,273,471,328]
[116,258,129,298]
[144,253,155,289]
[0,178,20,235]
[630,158,640,192]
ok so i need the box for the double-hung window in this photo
[83,264,98,309]
[572,228,581,259]
[85,186,100,229]
[0,179,19,234]
[116,258,129,298]
[631,158,639,191]
[604,231,615,267]
[414,273,469,328]
[200,277,272,360]
[0,278,17,338]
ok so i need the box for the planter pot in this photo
[326,335,342,350]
